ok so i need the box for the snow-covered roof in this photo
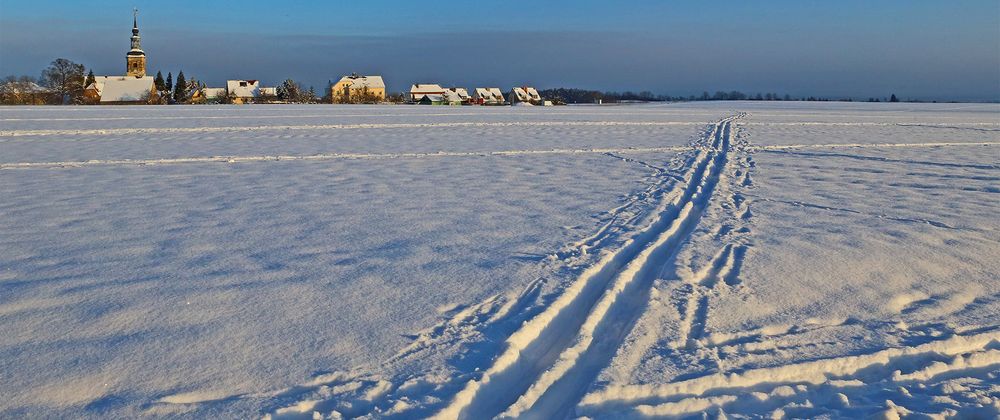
[338,75,385,90]
[511,86,541,102]
[418,94,445,103]
[442,87,470,103]
[410,84,444,94]
[0,80,50,94]
[227,80,261,98]
[89,76,154,103]
[474,87,504,102]
[203,88,226,98]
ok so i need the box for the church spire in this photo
[126,8,147,77]
[130,8,142,51]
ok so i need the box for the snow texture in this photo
[1,102,998,419]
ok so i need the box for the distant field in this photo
[1,102,998,418]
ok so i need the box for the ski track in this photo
[4,142,994,170]
[0,120,704,137]
[577,328,1000,418]
[0,147,691,169]
[35,106,989,419]
[672,122,756,355]
[258,110,1000,419]
[434,113,745,420]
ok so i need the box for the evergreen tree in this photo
[307,86,316,103]
[165,72,173,93]
[85,70,96,88]
[173,71,187,103]
[277,78,301,103]
[324,80,335,103]
[889,93,899,102]
[154,71,165,92]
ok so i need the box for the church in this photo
[83,12,158,104]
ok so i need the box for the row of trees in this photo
[3,58,920,105]
[151,70,205,104]
[537,88,911,104]
[1,58,87,104]
[276,79,317,103]
[0,58,207,105]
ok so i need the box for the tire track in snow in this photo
[435,114,744,419]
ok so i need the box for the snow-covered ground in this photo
[1,102,998,419]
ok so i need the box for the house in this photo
[410,84,444,102]
[202,87,227,101]
[331,74,386,103]
[84,76,157,104]
[0,79,52,104]
[473,88,505,105]
[225,80,277,103]
[416,94,445,105]
[509,86,542,105]
[442,87,471,105]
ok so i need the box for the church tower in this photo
[126,9,146,78]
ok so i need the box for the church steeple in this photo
[126,8,147,78]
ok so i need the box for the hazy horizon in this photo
[1,0,998,101]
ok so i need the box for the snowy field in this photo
[1,102,998,419]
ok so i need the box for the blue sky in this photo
[1,0,998,100]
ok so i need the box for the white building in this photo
[202,87,226,100]
[410,83,444,102]
[86,75,156,103]
[473,88,505,105]
[509,86,542,105]
[227,80,262,98]
[442,87,470,105]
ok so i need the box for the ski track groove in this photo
[0,146,693,169]
[5,142,995,170]
[577,328,1000,418]
[434,114,743,420]
[672,118,755,356]
[0,120,706,137]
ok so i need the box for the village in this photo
[0,12,913,107]
[54,14,555,107]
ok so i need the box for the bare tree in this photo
[1,75,54,104]
[40,58,86,104]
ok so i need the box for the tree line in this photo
[0,57,324,105]
[1,57,952,105]
[538,88,920,104]
[0,58,207,105]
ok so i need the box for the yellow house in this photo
[331,74,385,103]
